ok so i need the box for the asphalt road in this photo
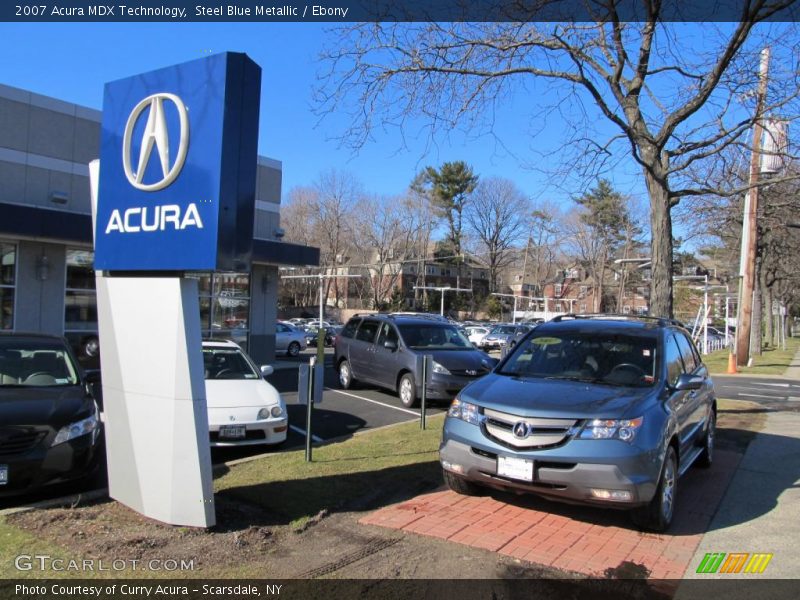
[712,374,800,412]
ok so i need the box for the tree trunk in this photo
[643,166,674,318]
[751,256,763,356]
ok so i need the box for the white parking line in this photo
[289,424,324,443]
[737,393,779,399]
[326,388,420,416]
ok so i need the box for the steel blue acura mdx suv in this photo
[439,314,717,532]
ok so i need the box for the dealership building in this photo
[0,82,319,366]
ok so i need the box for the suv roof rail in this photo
[550,313,683,328]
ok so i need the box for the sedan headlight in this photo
[52,407,99,446]
[578,417,644,442]
[432,361,451,375]
[447,398,481,425]
[258,406,284,420]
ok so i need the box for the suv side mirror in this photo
[261,365,274,377]
[674,373,704,391]
[384,339,398,351]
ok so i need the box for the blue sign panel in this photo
[95,52,261,271]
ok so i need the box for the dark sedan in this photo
[0,333,102,497]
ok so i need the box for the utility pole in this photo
[736,47,770,367]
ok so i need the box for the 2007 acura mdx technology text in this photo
[335,314,496,408]
[439,314,716,532]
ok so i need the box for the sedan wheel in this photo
[287,341,301,357]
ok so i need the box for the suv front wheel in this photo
[398,373,419,408]
[632,445,678,532]
[339,360,354,389]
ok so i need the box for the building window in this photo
[580,303,587,313]
[0,242,16,330]
[623,305,631,314]
[188,272,251,350]
[554,283,562,296]
[63,249,99,365]
[636,306,648,315]
[580,285,587,295]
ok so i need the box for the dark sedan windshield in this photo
[0,340,79,387]
[490,326,517,335]
[498,332,658,387]
[398,324,473,350]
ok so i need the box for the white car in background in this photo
[202,340,288,446]
[465,326,491,347]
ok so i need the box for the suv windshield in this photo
[0,340,79,387]
[203,348,260,380]
[397,324,473,350]
[498,331,658,387]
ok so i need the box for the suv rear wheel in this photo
[398,372,419,408]
[632,445,677,532]
[443,469,481,496]
[696,410,715,468]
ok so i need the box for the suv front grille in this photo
[482,408,578,450]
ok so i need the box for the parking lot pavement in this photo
[713,375,800,411]
[360,450,742,581]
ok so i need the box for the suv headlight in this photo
[578,417,644,442]
[432,361,451,375]
[447,398,481,425]
[52,407,99,446]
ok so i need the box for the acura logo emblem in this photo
[122,93,190,192]
[513,421,531,439]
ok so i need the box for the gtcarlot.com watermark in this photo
[15,554,195,572]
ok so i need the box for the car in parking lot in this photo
[440,314,717,532]
[0,333,102,497]
[275,322,308,357]
[465,326,491,347]
[335,314,496,408]
[479,324,533,351]
[202,340,287,446]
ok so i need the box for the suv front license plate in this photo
[0,465,7,485]
[497,456,534,482]
[218,425,246,439]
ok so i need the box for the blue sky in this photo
[0,22,648,207]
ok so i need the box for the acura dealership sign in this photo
[94,52,261,271]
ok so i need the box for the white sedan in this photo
[202,340,288,447]
[465,326,491,347]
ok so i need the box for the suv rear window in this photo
[499,331,657,387]
[340,318,360,339]
[355,320,380,343]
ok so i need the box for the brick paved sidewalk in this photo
[360,450,740,579]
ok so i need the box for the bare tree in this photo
[317,7,800,317]
[280,170,361,309]
[351,194,419,308]
[465,177,530,292]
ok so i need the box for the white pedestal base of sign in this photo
[95,276,215,528]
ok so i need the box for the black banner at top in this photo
[3,0,800,22]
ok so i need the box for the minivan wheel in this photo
[697,410,715,468]
[632,446,678,532]
[398,373,419,408]
[287,341,301,357]
[443,469,480,496]
[339,360,354,390]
